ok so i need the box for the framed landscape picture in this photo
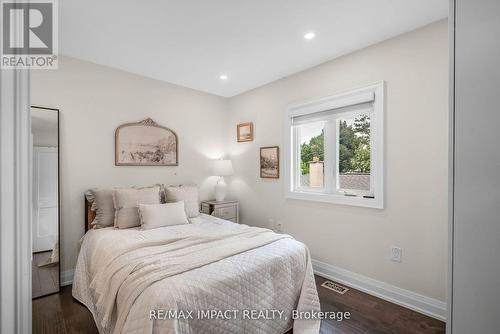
[260,146,279,179]
[115,118,178,166]
[237,122,254,142]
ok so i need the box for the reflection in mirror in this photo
[31,106,60,299]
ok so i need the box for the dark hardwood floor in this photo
[311,276,445,334]
[33,285,98,334]
[32,251,59,299]
[33,275,445,334]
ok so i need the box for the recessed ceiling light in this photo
[304,32,316,40]
[219,74,228,80]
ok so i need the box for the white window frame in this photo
[283,81,384,209]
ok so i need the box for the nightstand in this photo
[200,200,239,223]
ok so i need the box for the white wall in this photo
[32,131,57,147]
[31,56,229,271]
[227,20,448,301]
[31,21,448,305]
[32,111,58,147]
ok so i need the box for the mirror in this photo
[31,106,60,299]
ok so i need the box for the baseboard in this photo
[59,262,446,320]
[312,259,446,321]
[60,269,74,287]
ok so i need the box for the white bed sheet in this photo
[73,214,320,334]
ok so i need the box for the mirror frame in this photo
[31,105,61,299]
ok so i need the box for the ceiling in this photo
[60,0,448,97]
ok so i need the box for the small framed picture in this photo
[237,122,254,142]
[260,146,279,179]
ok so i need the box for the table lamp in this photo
[212,159,233,201]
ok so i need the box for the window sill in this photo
[285,190,384,209]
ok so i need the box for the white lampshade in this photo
[212,159,233,177]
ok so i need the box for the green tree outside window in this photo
[300,115,370,175]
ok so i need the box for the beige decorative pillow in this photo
[138,202,189,230]
[84,188,114,228]
[113,185,161,229]
[164,185,200,218]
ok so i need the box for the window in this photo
[284,82,384,208]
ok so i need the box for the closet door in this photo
[451,1,500,333]
[32,147,59,253]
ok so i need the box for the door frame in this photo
[0,69,32,332]
[447,0,456,333]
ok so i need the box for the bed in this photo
[73,198,320,334]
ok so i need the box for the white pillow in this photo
[164,185,200,218]
[113,185,161,229]
[138,202,189,230]
[85,188,114,228]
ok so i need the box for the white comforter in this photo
[73,214,320,334]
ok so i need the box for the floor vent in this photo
[321,280,349,295]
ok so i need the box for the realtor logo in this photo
[1,0,58,69]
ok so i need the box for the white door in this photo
[32,147,58,253]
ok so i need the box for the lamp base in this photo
[215,177,227,202]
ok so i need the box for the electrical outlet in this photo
[275,221,283,233]
[390,246,402,262]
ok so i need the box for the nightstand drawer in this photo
[200,200,239,223]
[200,203,211,215]
[215,206,236,220]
